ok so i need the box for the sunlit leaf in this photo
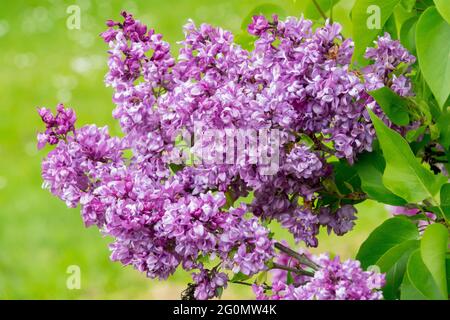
[369,110,448,203]
[416,7,450,108]
[357,217,419,269]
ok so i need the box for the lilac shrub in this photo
[37,12,418,300]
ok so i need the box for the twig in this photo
[272,263,315,277]
[329,0,334,23]
[231,281,253,287]
[312,0,328,21]
[274,242,320,270]
[231,281,272,291]
[311,135,336,155]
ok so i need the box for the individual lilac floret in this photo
[37,104,76,149]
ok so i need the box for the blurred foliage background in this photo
[0,0,389,299]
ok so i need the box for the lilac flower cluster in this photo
[37,103,76,149]
[254,249,385,300]
[191,268,228,300]
[41,124,123,208]
[39,105,274,297]
[37,12,415,299]
[363,33,416,96]
[318,205,358,236]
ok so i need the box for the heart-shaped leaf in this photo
[369,110,448,203]
[416,7,450,108]
[441,184,450,222]
[354,151,407,205]
[421,223,449,298]
[369,87,410,126]
[400,0,415,12]
[376,239,419,299]
[434,0,450,24]
[401,249,446,300]
[357,217,419,269]
[399,16,418,54]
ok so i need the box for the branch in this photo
[231,281,272,291]
[312,0,328,21]
[272,263,315,277]
[230,280,253,287]
[311,135,335,155]
[274,242,320,271]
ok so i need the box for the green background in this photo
[0,0,389,299]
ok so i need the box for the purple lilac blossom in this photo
[192,268,228,300]
[363,33,416,95]
[37,103,76,149]
[37,12,416,299]
[318,205,358,236]
[254,250,385,300]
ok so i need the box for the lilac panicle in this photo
[254,249,385,300]
[37,103,76,149]
[37,12,417,299]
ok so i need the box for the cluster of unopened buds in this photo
[37,12,418,299]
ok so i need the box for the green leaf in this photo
[446,257,450,295]
[332,160,361,195]
[305,0,340,20]
[241,3,286,31]
[437,113,450,149]
[394,0,417,27]
[369,87,410,126]
[416,7,450,108]
[401,269,428,299]
[400,0,415,12]
[169,163,184,174]
[406,125,426,143]
[369,110,448,203]
[384,14,398,39]
[230,272,251,282]
[356,217,419,269]
[234,33,255,51]
[421,223,449,298]
[401,249,446,300]
[376,240,419,299]
[415,0,436,11]
[434,0,450,24]
[298,133,315,148]
[441,184,450,222]
[351,0,401,64]
[215,286,224,298]
[286,271,294,285]
[354,151,407,205]
[399,16,418,54]
[255,271,268,285]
